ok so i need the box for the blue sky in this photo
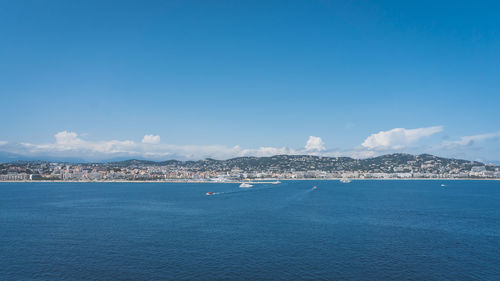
[0,0,499,162]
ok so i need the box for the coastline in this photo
[1,178,499,183]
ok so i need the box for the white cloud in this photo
[142,134,161,144]
[442,131,500,149]
[361,126,443,150]
[0,141,7,146]
[305,136,325,151]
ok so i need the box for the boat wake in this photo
[284,187,314,202]
[206,184,277,196]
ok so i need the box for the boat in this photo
[239,183,254,188]
[340,178,352,183]
[441,184,446,187]
[313,186,317,189]
[272,181,281,185]
[206,192,214,196]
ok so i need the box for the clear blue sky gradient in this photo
[0,0,499,160]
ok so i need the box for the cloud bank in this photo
[17,131,300,160]
[361,126,443,150]
[22,131,135,154]
[1,126,498,162]
[442,131,500,149]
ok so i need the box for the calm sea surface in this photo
[0,180,499,280]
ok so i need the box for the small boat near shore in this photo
[340,178,352,183]
[239,183,254,188]
[272,180,281,185]
[206,192,215,196]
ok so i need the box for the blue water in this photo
[1,181,499,280]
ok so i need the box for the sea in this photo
[0,180,499,280]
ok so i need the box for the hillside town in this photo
[1,154,499,181]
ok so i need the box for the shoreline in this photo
[0,178,499,183]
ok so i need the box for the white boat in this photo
[340,178,352,183]
[239,183,254,188]
[272,181,281,185]
[441,184,446,187]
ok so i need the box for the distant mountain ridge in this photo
[103,153,497,173]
